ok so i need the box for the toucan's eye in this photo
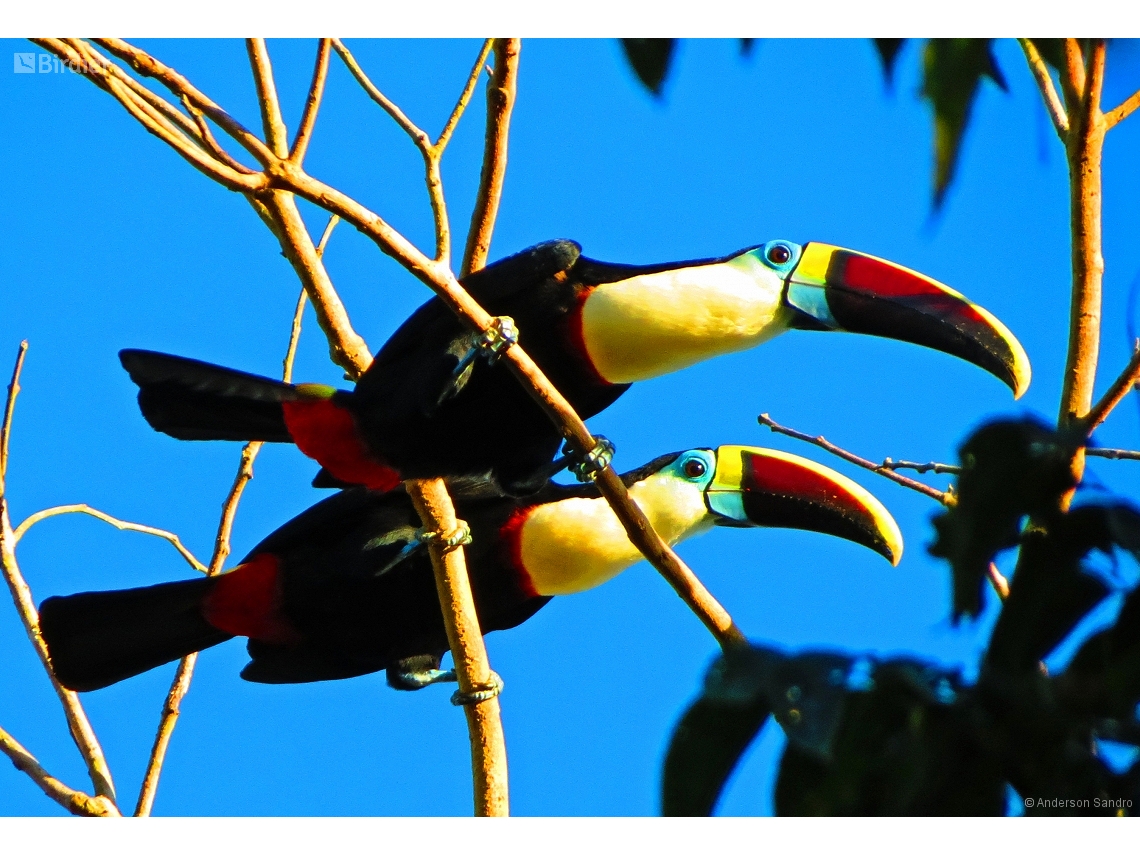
[682,458,707,479]
[767,244,791,265]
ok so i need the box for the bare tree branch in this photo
[462,39,520,277]
[0,341,27,482]
[1086,447,1140,461]
[13,505,207,574]
[406,478,509,816]
[0,725,120,817]
[135,268,313,816]
[1105,87,1140,130]
[1057,39,1108,508]
[290,39,332,164]
[437,39,495,151]
[253,192,372,377]
[1018,39,1069,139]
[1080,341,1140,436]
[91,37,276,166]
[332,38,431,148]
[247,39,289,158]
[758,413,954,506]
[879,458,961,476]
[0,346,117,805]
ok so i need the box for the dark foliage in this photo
[663,418,1140,816]
[620,39,676,96]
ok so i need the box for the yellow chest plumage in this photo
[579,260,791,384]
[517,476,714,596]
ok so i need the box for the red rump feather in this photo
[201,553,302,643]
[498,507,539,598]
[281,398,402,492]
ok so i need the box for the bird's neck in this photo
[577,258,792,384]
[512,476,714,596]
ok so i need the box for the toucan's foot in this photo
[387,664,458,691]
[436,317,519,407]
[451,670,504,706]
[565,436,616,482]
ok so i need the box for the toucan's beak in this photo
[704,445,903,565]
[782,242,1031,399]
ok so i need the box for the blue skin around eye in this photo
[669,449,717,490]
[757,240,804,275]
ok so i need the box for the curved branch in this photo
[0,345,118,805]
[0,725,120,817]
[13,505,207,573]
[1105,87,1140,130]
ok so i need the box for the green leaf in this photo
[921,39,1009,207]
[873,38,907,86]
[929,418,1078,622]
[620,39,677,96]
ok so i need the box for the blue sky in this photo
[2,38,1139,816]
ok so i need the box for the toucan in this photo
[120,239,1031,494]
[39,445,903,693]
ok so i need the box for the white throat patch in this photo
[580,260,792,383]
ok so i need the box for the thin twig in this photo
[436,39,495,151]
[1061,38,1087,114]
[0,348,117,804]
[332,39,431,149]
[0,725,120,817]
[13,505,207,574]
[1105,87,1140,130]
[181,95,255,175]
[89,38,276,167]
[31,40,260,193]
[880,458,961,476]
[134,279,310,816]
[1080,342,1140,436]
[1086,447,1140,461]
[462,39,520,277]
[1,341,28,483]
[1018,38,1069,139]
[987,563,1010,601]
[290,39,332,164]
[406,478,509,816]
[758,413,954,506]
[135,268,313,814]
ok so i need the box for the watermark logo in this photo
[12,52,106,75]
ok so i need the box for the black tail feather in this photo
[39,577,232,692]
[119,349,298,442]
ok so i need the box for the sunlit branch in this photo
[1018,39,1069,139]
[0,346,117,804]
[406,478,509,816]
[462,39,520,277]
[13,505,207,574]
[757,413,954,506]
[290,39,332,164]
[247,39,289,158]
[0,725,119,817]
[1105,87,1140,130]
